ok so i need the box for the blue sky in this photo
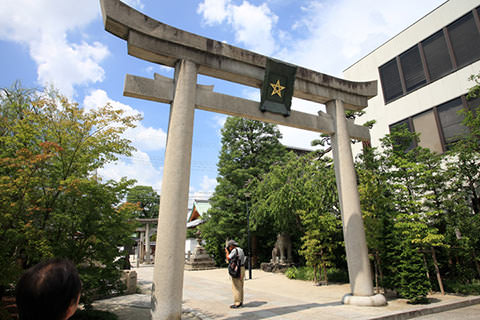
[0,0,445,205]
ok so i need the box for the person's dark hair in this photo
[16,258,81,320]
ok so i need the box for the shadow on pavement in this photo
[242,301,267,308]
[227,302,342,319]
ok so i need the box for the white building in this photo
[344,0,480,156]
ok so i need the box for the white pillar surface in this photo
[151,59,197,320]
[139,232,145,264]
[145,223,151,264]
[326,99,373,297]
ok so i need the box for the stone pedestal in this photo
[121,270,137,294]
[184,245,215,271]
[260,262,293,273]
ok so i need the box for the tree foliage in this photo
[200,117,287,265]
[296,156,340,284]
[126,185,160,218]
[0,84,139,306]
[252,152,341,282]
[355,73,480,301]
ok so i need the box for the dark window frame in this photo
[380,6,480,104]
[388,95,472,153]
[379,57,404,102]
[447,11,480,68]
[421,29,453,82]
[399,44,427,92]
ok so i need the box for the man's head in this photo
[16,258,81,320]
[227,240,238,250]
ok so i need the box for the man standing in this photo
[225,240,246,308]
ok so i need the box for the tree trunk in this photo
[320,248,327,285]
[322,261,328,285]
[375,251,384,285]
[374,259,379,294]
[423,253,431,280]
[472,249,480,278]
[431,247,445,295]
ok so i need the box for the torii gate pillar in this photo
[151,60,197,319]
[327,100,385,306]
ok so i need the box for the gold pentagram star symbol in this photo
[270,79,285,97]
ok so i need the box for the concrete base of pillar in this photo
[342,294,387,307]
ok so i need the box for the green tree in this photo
[379,127,445,300]
[440,73,480,280]
[200,117,287,265]
[251,152,305,237]
[126,185,160,218]
[0,84,139,305]
[356,144,396,290]
[396,240,431,304]
[297,156,340,284]
[252,152,341,281]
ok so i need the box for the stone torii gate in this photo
[100,0,386,318]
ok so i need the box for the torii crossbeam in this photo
[100,1,386,319]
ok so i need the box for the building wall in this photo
[185,238,199,255]
[343,0,480,156]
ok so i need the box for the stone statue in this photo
[271,233,292,263]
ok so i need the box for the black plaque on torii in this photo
[260,58,297,117]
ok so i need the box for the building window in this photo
[467,95,480,117]
[379,6,480,104]
[412,110,443,153]
[389,96,471,153]
[447,12,480,68]
[422,30,453,81]
[379,58,403,103]
[437,98,468,149]
[390,119,416,152]
[400,45,427,92]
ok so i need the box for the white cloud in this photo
[98,150,163,191]
[83,89,166,189]
[129,126,167,151]
[0,0,108,97]
[33,37,108,97]
[200,175,217,191]
[83,89,167,152]
[229,2,278,55]
[121,0,145,10]
[235,88,321,149]
[84,89,140,117]
[213,115,227,128]
[197,0,278,55]
[189,175,217,206]
[279,126,320,150]
[278,98,324,149]
[145,65,174,77]
[278,0,445,76]
[197,0,230,25]
[291,97,324,115]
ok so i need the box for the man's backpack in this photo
[228,251,241,278]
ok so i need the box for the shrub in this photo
[71,309,118,320]
[285,266,348,283]
[444,279,480,295]
[285,266,297,279]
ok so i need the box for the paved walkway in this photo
[93,265,480,319]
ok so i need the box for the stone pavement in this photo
[93,265,480,320]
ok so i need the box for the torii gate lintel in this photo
[123,73,371,142]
